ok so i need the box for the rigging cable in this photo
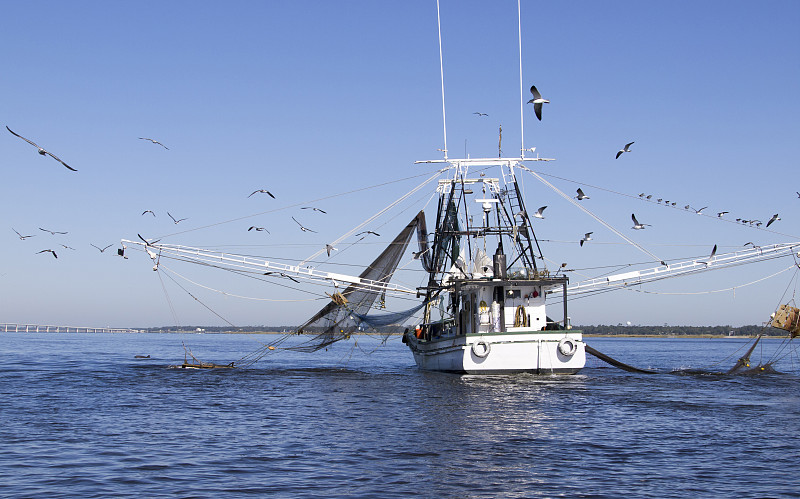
[520,165,668,267]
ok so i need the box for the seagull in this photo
[249,189,275,199]
[616,141,634,159]
[264,271,300,283]
[6,126,77,171]
[744,242,755,247]
[60,244,76,250]
[137,233,161,246]
[248,226,270,233]
[631,213,650,229]
[717,211,729,217]
[526,85,549,121]
[355,230,380,237]
[684,205,691,210]
[473,112,489,117]
[657,198,663,204]
[646,195,652,200]
[301,207,327,214]
[638,193,645,198]
[796,191,800,199]
[767,213,780,227]
[91,243,113,253]
[325,244,337,257]
[39,227,68,235]
[692,206,708,215]
[167,212,187,224]
[579,232,593,247]
[12,228,35,240]
[576,188,590,200]
[532,206,547,219]
[37,249,57,259]
[698,244,717,267]
[292,217,317,233]
[139,137,169,150]
[141,210,156,217]
[413,248,430,260]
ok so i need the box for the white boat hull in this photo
[405,330,585,374]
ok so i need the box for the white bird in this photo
[717,211,729,217]
[139,137,169,150]
[39,227,67,235]
[168,212,187,224]
[355,230,380,237]
[473,112,488,117]
[631,213,650,229]
[249,189,275,199]
[692,206,708,215]
[12,228,34,240]
[325,244,337,257]
[91,243,113,253]
[292,217,316,233]
[526,85,549,121]
[248,226,270,233]
[301,206,327,214]
[6,126,77,171]
[141,210,156,217]
[532,206,547,219]
[767,213,780,227]
[698,244,717,267]
[576,188,590,200]
[616,141,634,159]
[37,249,58,259]
[580,232,593,247]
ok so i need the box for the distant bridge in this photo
[1,323,144,333]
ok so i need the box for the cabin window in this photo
[506,289,521,299]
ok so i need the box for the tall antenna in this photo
[517,0,526,158]
[436,0,448,159]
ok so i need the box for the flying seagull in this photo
[301,207,327,214]
[697,244,717,267]
[39,227,68,235]
[325,244,337,257]
[249,189,275,199]
[526,85,549,121]
[355,230,380,237]
[473,112,488,117]
[532,206,547,219]
[631,213,650,229]
[263,271,300,284]
[717,211,729,217]
[60,244,76,250]
[37,249,57,259]
[248,226,270,233]
[692,206,708,215]
[616,141,634,159]
[12,228,35,240]
[139,137,169,150]
[292,217,317,233]
[579,232,593,247]
[141,210,156,217]
[576,188,590,200]
[137,234,162,247]
[91,243,113,253]
[167,212,187,224]
[6,126,77,171]
[767,213,780,227]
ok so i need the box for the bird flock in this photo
[6,126,357,264]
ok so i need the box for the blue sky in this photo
[2,1,798,328]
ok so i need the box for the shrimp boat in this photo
[401,156,584,374]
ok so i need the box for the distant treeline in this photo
[141,324,783,336]
[577,324,780,336]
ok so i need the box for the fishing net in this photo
[288,213,423,352]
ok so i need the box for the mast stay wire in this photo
[520,165,669,267]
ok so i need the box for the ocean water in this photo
[1,332,798,498]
